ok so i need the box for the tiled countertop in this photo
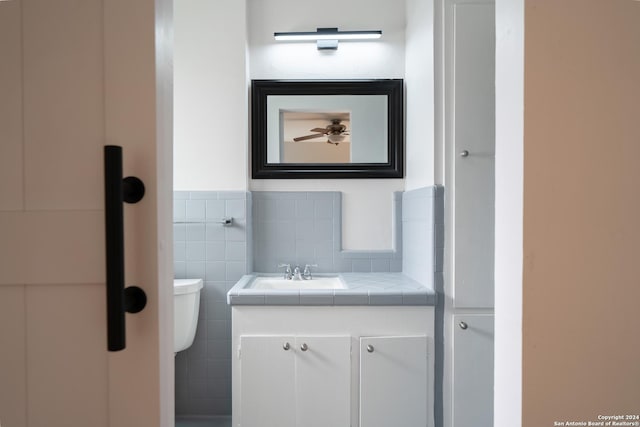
[227,273,436,306]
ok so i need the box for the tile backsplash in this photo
[173,191,250,416]
[252,191,402,274]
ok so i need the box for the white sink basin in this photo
[249,276,346,290]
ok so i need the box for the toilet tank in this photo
[174,278,203,353]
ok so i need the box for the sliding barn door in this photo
[0,0,173,426]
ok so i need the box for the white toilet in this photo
[173,278,203,353]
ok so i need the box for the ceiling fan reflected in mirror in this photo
[292,119,350,145]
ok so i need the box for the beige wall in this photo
[523,0,640,424]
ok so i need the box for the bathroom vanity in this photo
[228,273,436,427]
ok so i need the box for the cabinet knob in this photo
[366,344,374,353]
[283,342,290,351]
[460,150,469,158]
[300,343,309,352]
[459,321,468,330]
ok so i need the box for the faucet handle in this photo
[303,264,318,280]
[277,263,292,279]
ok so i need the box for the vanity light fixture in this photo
[274,27,382,50]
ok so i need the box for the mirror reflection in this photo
[267,95,388,164]
[281,112,352,163]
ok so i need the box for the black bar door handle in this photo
[104,145,147,352]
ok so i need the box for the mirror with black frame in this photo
[251,79,404,179]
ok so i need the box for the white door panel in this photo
[453,2,495,309]
[239,335,351,427]
[240,336,296,427]
[453,151,495,309]
[360,336,429,427]
[0,212,28,285]
[0,286,27,427]
[452,315,494,427]
[0,0,23,211]
[0,0,171,426]
[296,336,351,427]
[26,285,108,427]
[0,211,104,285]
[22,0,104,211]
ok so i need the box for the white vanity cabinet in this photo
[239,335,351,427]
[360,336,429,427]
[232,306,435,427]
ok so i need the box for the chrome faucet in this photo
[278,263,318,280]
[293,266,303,281]
[303,264,318,280]
[278,264,293,280]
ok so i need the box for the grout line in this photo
[22,283,28,427]
[19,0,26,212]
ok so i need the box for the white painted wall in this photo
[247,0,406,250]
[173,0,248,191]
[405,0,436,189]
[494,0,523,425]
[247,0,406,80]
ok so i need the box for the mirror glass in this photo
[251,80,403,179]
[267,95,388,164]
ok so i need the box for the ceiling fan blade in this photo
[293,133,325,142]
[310,128,328,133]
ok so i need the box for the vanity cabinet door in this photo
[239,335,350,427]
[452,0,496,310]
[452,314,494,427]
[240,335,296,427]
[360,336,429,427]
[295,336,351,427]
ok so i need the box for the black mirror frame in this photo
[251,79,404,179]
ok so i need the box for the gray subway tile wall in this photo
[252,191,402,273]
[174,191,249,416]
